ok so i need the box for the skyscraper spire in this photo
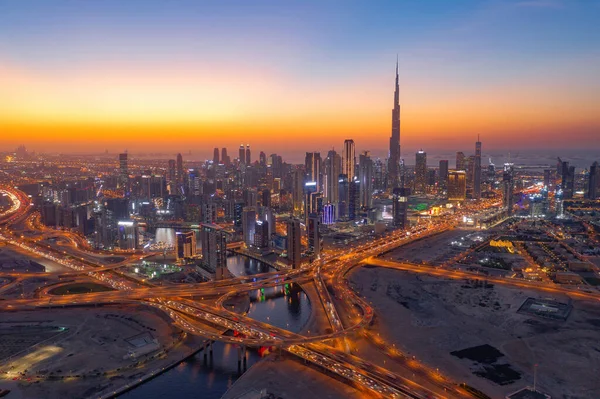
[388,58,401,189]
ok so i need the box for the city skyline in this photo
[1,0,599,154]
[1,3,599,399]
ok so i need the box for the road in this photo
[0,185,490,398]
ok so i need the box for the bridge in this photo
[3,185,560,398]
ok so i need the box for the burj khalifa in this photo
[388,59,401,189]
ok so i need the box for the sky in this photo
[0,0,599,161]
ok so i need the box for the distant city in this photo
[2,1,600,399]
[1,59,599,399]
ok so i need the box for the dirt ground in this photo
[0,304,204,399]
[349,266,600,399]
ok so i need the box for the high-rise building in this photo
[474,136,482,199]
[167,159,177,195]
[414,150,427,194]
[305,189,322,222]
[324,150,341,207]
[239,144,246,165]
[359,151,373,209]
[337,174,349,219]
[342,139,356,181]
[447,170,467,201]
[200,224,228,278]
[245,145,251,165]
[456,152,466,171]
[392,187,409,229]
[213,148,220,164]
[242,207,256,246]
[118,153,128,190]
[286,218,302,269]
[176,153,184,185]
[438,160,449,190]
[259,151,267,166]
[253,220,270,249]
[322,203,335,225]
[388,59,401,188]
[466,155,475,195]
[221,147,229,166]
[176,231,196,260]
[260,188,271,208]
[117,220,138,250]
[292,169,304,216]
[543,169,552,188]
[349,176,360,220]
[561,161,575,199]
[487,160,496,184]
[503,163,515,215]
[304,152,322,189]
[307,214,320,257]
[233,201,244,227]
[588,161,599,199]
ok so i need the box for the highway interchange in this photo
[2,185,598,398]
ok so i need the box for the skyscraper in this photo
[118,152,128,190]
[239,144,246,165]
[503,163,515,215]
[388,59,401,188]
[447,170,467,201]
[221,147,229,166]
[292,169,304,216]
[304,152,322,189]
[259,151,267,166]
[176,231,196,260]
[474,136,482,199]
[588,161,599,200]
[342,139,356,180]
[392,187,409,229]
[176,153,184,185]
[307,214,320,257]
[167,159,176,195]
[242,207,256,247]
[200,224,228,279]
[456,152,466,171]
[117,220,138,250]
[324,150,341,207]
[359,151,373,209]
[349,176,360,220]
[287,218,302,269]
[561,161,575,199]
[414,150,427,194]
[213,148,220,164]
[245,144,251,165]
[337,174,349,220]
[438,160,449,190]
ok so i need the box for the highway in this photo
[364,257,600,303]
[0,185,485,398]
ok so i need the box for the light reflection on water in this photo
[119,254,310,399]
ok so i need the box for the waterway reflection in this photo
[119,255,310,399]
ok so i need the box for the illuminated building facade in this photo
[392,187,409,229]
[503,163,515,215]
[286,218,302,269]
[414,150,427,194]
[117,220,138,250]
[118,152,129,191]
[307,214,320,257]
[388,59,401,188]
[474,137,482,199]
[176,230,197,260]
[200,224,228,278]
[447,170,467,201]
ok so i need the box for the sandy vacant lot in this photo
[349,267,600,399]
[0,304,200,399]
